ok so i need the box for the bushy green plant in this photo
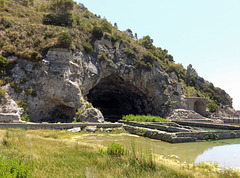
[72,117,78,123]
[101,19,112,34]
[124,48,135,58]
[0,88,6,99]
[165,62,186,80]
[139,35,153,49]
[0,41,4,49]
[19,49,42,61]
[0,80,6,86]
[122,115,168,122]
[43,0,74,27]
[82,41,93,53]
[25,88,37,97]
[0,157,31,177]
[99,142,128,157]
[185,64,198,86]
[135,53,155,70]
[92,26,103,40]
[10,81,23,93]
[21,113,30,122]
[57,32,73,48]
[0,0,4,7]
[2,45,16,57]
[0,18,13,29]
[0,56,7,68]
[207,103,219,113]
[16,101,28,110]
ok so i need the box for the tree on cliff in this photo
[139,35,154,49]
[43,0,74,27]
[185,64,198,86]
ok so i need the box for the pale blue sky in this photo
[78,0,240,109]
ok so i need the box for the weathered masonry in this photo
[185,97,208,116]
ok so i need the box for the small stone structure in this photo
[124,125,240,143]
[0,113,21,123]
[185,97,208,116]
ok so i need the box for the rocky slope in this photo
[0,0,233,122]
[2,41,185,122]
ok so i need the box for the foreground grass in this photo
[0,129,239,177]
[122,114,169,122]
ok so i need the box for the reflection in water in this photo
[79,134,240,166]
[195,144,240,168]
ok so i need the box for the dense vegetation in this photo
[122,114,169,122]
[1,128,239,177]
[0,0,232,111]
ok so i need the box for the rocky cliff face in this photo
[1,38,187,122]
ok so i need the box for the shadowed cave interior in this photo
[40,105,76,123]
[194,100,206,116]
[87,74,152,122]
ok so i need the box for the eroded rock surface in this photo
[1,39,190,122]
[79,108,104,123]
[167,109,212,122]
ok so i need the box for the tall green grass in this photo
[0,129,239,177]
[99,142,129,156]
[122,114,169,122]
[0,158,31,177]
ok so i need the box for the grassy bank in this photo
[0,128,239,177]
[122,114,169,122]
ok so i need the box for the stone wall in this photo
[185,97,208,116]
[0,113,20,123]
[119,120,190,132]
[124,125,240,143]
[0,123,123,130]
[175,120,240,130]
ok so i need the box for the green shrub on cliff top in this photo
[57,32,73,48]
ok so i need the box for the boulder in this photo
[79,108,104,123]
[67,127,81,133]
[167,109,207,121]
[105,128,112,132]
[85,126,97,132]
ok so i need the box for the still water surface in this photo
[79,133,240,168]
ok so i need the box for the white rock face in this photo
[8,48,83,122]
[2,38,187,123]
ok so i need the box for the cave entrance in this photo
[194,100,206,116]
[40,105,76,123]
[87,74,151,122]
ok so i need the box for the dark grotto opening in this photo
[40,105,76,123]
[194,99,206,116]
[87,74,152,122]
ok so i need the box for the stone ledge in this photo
[175,121,240,130]
[0,113,20,123]
[123,125,240,143]
[119,120,190,132]
[0,123,123,130]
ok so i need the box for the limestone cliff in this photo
[1,39,187,122]
[0,0,233,122]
